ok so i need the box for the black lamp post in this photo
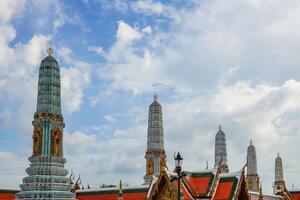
[174,152,184,200]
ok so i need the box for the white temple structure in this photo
[144,94,167,184]
[247,140,260,192]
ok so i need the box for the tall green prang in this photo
[16,47,75,200]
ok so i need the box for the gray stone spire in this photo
[144,94,167,184]
[214,125,229,173]
[274,153,285,194]
[274,153,286,193]
[275,153,284,182]
[36,46,62,115]
[246,140,259,191]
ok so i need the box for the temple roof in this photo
[146,166,248,200]
[290,190,300,200]
[184,168,219,197]
[76,185,148,200]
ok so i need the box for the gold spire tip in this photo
[47,45,53,56]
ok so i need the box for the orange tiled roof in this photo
[214,177,238,200]
[290,191,300,200]
[76,192,147,200]
[0,189,19,200]
[76,186,147,200]
[185,171,216,196]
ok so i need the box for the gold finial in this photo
[47,45,53,56]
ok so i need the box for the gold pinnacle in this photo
[47,45,53,56]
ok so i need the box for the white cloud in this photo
[0,33,51,134]
[64,125,146,186]
[116,21,143,46]
[104,114,116,123]
[142,26,152,34]
[95,0,129,13]
[59,47,91,113]
[87,46,104,55]
[61,67,89,113]
[0,0,26,24]
[101,0,300,96]
[130,0,180,22]
[0,151,28,189]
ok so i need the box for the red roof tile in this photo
[214,177,239,200]
[290,191,300,200]
[214,182,234,200]
[187,176,212,195]
[76,192,147,200]
[76,187,147,200]
[0,193,16,200]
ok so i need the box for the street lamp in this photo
[174,152,184,200]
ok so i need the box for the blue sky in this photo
[1,0,300,193]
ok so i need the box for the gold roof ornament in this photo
[47,45,54,56]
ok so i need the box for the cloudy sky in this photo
[0,0,300,193]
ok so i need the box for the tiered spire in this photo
[16,47,75,200]
[214,125,229,173]
[36,46,62,115]
[246,140,259,191]
[144,94,167,184]
[274,153,285,193]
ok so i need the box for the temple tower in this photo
[246,140,259,192]
[214,125,229,173]
[16,47,75,200]
[144,94,167,184]
[117,180,123,200]
[274,153,285,193]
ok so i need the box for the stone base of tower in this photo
[247,174,259,192]
[16,155,75,200]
